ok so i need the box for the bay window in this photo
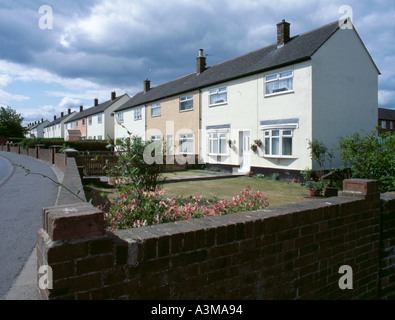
[208,132,228,155]
[264,129,293,157]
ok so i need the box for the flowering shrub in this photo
[101,186,269,231]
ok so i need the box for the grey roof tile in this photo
[115,20,341,112]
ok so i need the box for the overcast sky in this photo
[0,0,394,125]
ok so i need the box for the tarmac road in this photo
[0,151,59,299]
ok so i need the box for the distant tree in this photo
[0,106,25,138]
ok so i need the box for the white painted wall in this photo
[87,113,105,140]
[114,105,146,141]
[311,27,379,169]
[201,61,314,171]
[87,94,130,140]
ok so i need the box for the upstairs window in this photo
[98,114,103,124]
[265,70,293,95]
[88,117,92,125]
[134,107,142,120]
[117,112,124,124]
[180,95,194,112]
[151,103,161,117]
[209,87,227,106]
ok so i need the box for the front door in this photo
[239,131,251,172]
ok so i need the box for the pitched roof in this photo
[44,112,76,128]
[378,108,395,121]
[115,20,344,112]
[66,94,129,123]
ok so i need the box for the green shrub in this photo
[337,130,395,192]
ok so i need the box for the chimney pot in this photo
[80,105,84,112]
[277,20,290,47]
[144,79,151,92]
[111,91,116,100]
[94,98,99,106]
[197,49,206,74]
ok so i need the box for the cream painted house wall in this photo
[201,60,314,172]
[145,91,200,156]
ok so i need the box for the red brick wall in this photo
[36,179,395,300]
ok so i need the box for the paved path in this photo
[0,151,60,300]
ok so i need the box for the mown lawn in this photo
[85,175,313,209]
[162,176,311,208]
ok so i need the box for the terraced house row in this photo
[36,19,379,176]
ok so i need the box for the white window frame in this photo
[265,69,294,96]
[179,133,194,154]
[75,120,78,127]
[208,131,228,156]
[88,117,92,126]
[134,107,142,120]
[98,114,103,124]
[82,119,86,126]
[209,86,227,106]
[179,95,194,112]
[390,121,393,130]
[117,112,124,124]
[381,120,386,129]
[264,129,294,158]
[151,103,161,117]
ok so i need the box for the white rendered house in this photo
[44,109,76,139]
[199,19,379,177]
[113,102,146,142]
[80,92,130,140]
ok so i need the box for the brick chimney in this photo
[277,19,290,47]
[61,112,64,117]
[80,105,84,112]
[68,108,71,114]
[54,115,57,120]
[94,98,99,106]
[144,79,150,93]
[196,49,206,74]
[111,91,116,100]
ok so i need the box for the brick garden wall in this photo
[36,179,395,300]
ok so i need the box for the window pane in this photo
[266,74,277,81]
[265,138,270,154]
[272,137,279,155]
[272,130,280,136]
[282,137,292,155]
[280,71,292,78]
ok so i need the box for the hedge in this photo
[19,138,110,152]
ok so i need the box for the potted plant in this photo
[251,144,257,152]
[254,139,262,147]
[304,180,324,196]
[227,139,233,148]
